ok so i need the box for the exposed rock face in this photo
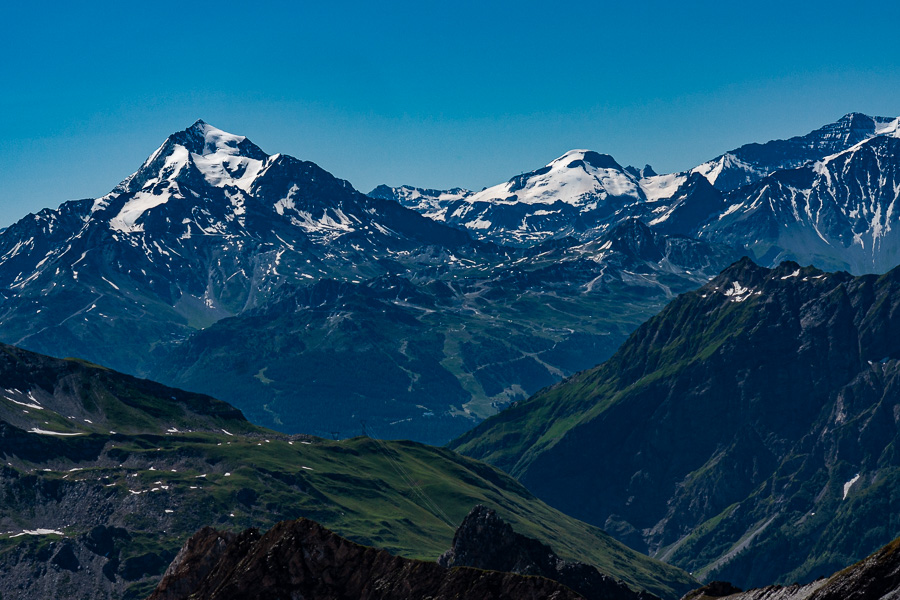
[683,580,824,600]
[682,535,900,600]
[149,527,237,600]
[701,134,900,274]
[146,518,584,600]
[439,505,658,600]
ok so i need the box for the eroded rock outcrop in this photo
[440,505,658,600]
[147,518,584,600]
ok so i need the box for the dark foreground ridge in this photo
[147,517,583,600]
[683,534,900,600]
[440,505,658,600]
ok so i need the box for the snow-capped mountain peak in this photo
[136,120,270,191]
[87,121,284,234]
[681,112,900,193]
[371,149,649,245]
[186,119,251,155]
[0,119,482,375]
[464,149,639,208]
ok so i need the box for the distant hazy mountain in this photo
[372,150,651,246]
[700,123,900,273]
[374,113,900,275]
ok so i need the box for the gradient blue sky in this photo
[1,0,898,226]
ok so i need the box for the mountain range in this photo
[2,114,896,444]
[0,119,740,443]
[374,112,900,274]
[3,112,900,597]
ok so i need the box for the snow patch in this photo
[722,281,761,302]
[110,190,173,233]
[9,529,64,538]
[843,473,860,499]
[5,396,43,410]
[640,173,686,202]
[28,428,84,436]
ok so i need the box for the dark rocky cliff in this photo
[147,518,584,600]
[440,505,658,600]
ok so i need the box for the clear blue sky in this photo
[1,0,898,227]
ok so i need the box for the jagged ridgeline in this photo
[146,507,656,600]
[375,113,900,274]
[453,257,900,590]
[147,519,586,600]
[0,342,694,600]
[144,505,900,600]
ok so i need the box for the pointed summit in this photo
[111,121,271,202]
[169,120,268,160]
[370,148,644,246]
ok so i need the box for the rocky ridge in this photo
[147,518,584,600]
[683,534,900,600]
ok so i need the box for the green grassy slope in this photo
[0,342,696,600]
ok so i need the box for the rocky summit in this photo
[440,505,660,600]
